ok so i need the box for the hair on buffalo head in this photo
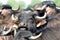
[2,5,12,10]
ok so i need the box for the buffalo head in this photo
[13,8,47,40]
[18,10,36,32]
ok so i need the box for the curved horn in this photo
[41,5,46,10]
[12,6,20,14]
[29,32,42,39]
[11,14,18,21]
[56,7,60,9]
[35,12,46,19]
[1,27,12,35]
[1,24,18,35]
[14,6,20,11]
[35,5,46,10]
[17,6,20,11]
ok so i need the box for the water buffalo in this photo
[36,11,60,40]
[31,2,60,40]
[0,5,20,36]
[33,2,60,40]
[13,5,60,40]
[13,9,47,40]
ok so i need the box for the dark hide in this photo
[15,10,60,40]
[36,13,60,40]
[13,10,37,40]
[0,7,20,35]
[13,11,60,40]
[18,10,36,32]
[13,8,60,40]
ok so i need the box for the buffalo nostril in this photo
[24,24,27,26]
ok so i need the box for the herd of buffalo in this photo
[0,1,60,40]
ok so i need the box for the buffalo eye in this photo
[28,18,34,23]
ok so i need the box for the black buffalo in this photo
[13,10,38,40]
[13,8,60,40]
[32,2,60,40]
[13,2,60,40]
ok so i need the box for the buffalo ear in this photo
[11,14,18,21]
[36,19,46,27]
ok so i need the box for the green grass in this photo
[54,0,60,6]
